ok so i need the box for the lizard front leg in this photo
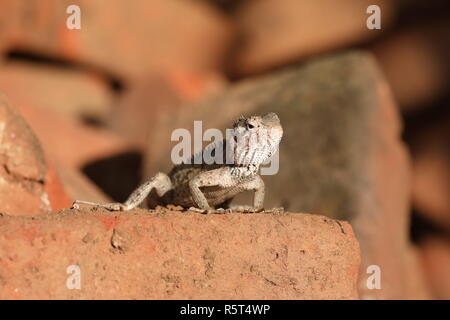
[188,167,235,212]
[72,172,172,211]
[229,175,265,212]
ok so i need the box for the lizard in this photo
[72,112,283,213]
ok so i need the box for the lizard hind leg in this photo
[72,172,173,211]
[123,172,172,210]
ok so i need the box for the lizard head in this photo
[231,112,283,167]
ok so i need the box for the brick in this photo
[0,209,360,299]
[0,0,233,80]
[0,94,50,215]
[231,0,396,75]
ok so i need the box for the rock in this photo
[0,209,360,299]
[0,94,50,215]
[141,51,428,299]
[410,113,450,231]
[0,61,113,122]
[420,237,450,299]
[231,0,396,75]
[0,0,234,80]
[371,19,450,111]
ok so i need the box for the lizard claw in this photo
[71,202,80,210]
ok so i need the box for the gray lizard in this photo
[72,112,283,213]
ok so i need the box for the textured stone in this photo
[0,209,360,299]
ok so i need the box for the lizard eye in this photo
[247,123,254,129]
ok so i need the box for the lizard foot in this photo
[188,207,216,214]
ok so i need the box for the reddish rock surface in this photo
[0,94,50,215]
[0,209,360,299]
[231,0,396,75]
[420,237,450,299]
[0,0,233,80]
